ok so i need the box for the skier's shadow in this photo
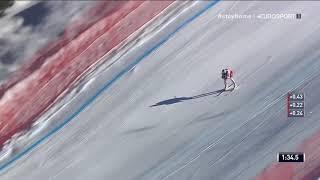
[150,89,225,107]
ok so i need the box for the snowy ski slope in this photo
[1,1,320,180]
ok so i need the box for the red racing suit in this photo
[222,68,233,79]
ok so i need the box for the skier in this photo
[221,68,236,91]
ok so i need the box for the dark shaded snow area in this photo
[0,1,93,81]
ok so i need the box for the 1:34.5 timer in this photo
[278,152,304,162]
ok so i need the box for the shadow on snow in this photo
[150,88,226,107]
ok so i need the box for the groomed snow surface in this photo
[1,1,320,180]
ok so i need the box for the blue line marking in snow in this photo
[0,0,220,171]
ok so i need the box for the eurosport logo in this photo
[218,13,301,20]
[256,13,297,19]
